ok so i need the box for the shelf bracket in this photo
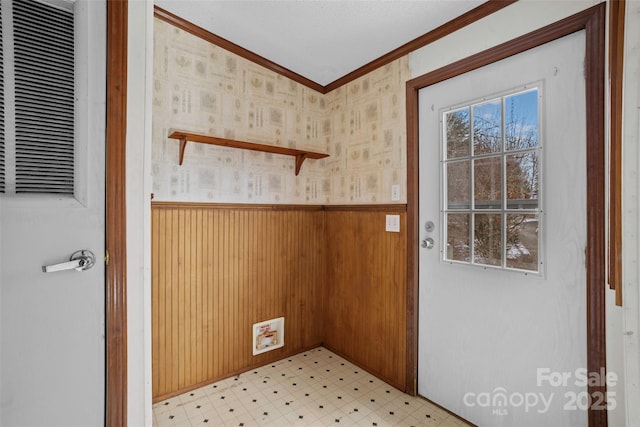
[295,153,308,176]
[178,137,188,166]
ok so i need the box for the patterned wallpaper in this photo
[324,62,408,204]
[152,19,408,204]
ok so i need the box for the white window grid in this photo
[440,84,544,275]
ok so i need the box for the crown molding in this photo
[154,1,516,94]
[324,0,517,92]
[153,6,325,93]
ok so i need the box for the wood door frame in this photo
[106,0,128,426]
[405,4,607,427]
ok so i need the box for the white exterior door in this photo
[0,1,106,425]
[418,32,587,426]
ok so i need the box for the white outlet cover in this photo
[391,185,401,201]
[386,214,400,232]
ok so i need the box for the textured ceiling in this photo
[154,0,485,86]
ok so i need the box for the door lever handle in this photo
[42,250,96,273]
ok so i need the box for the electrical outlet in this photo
[385,214,400,232]
[391,185,400,201]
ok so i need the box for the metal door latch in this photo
[421,237,435,249]
[421,221,435,249]
[42,250,96,273]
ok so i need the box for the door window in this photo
[442,87,541,273]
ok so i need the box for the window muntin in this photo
[442,87,541,273]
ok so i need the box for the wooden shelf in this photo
[168,130,329,176]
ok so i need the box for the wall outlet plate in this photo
[391,185,400,201]
[386,214,400,232]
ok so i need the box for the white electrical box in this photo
[252,317,284,355]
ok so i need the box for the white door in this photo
[0,1,106,425]
[418,32,587,426]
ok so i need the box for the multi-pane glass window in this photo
[443,88,541,273]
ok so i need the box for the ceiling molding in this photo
[154,1,517,94]
[154,6,325,93]
[324,0,517,93]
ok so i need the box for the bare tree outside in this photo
[443,89,540,272]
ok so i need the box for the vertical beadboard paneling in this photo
[323,209,408,391]
[151,203,325,401]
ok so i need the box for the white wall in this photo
[127,0,153,426]
[410,0,640,426]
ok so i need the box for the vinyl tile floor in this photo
[152,347,471,427]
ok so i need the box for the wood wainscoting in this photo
[323,206,407,391]
[151,202,408,400]
[151,202,325,401]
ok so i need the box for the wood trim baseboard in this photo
[414,395,478,427]
[106,0,128,426]
[321,343,405,392]
[406,4,607,426]
[153,1,515,94]
[152,343,322,404]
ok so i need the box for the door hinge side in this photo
[105,250,110,266]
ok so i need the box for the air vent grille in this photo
[0,10,5,194]
[13,0,74,194]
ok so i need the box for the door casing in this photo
[106,0,128,426]
[405,4,606,426]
